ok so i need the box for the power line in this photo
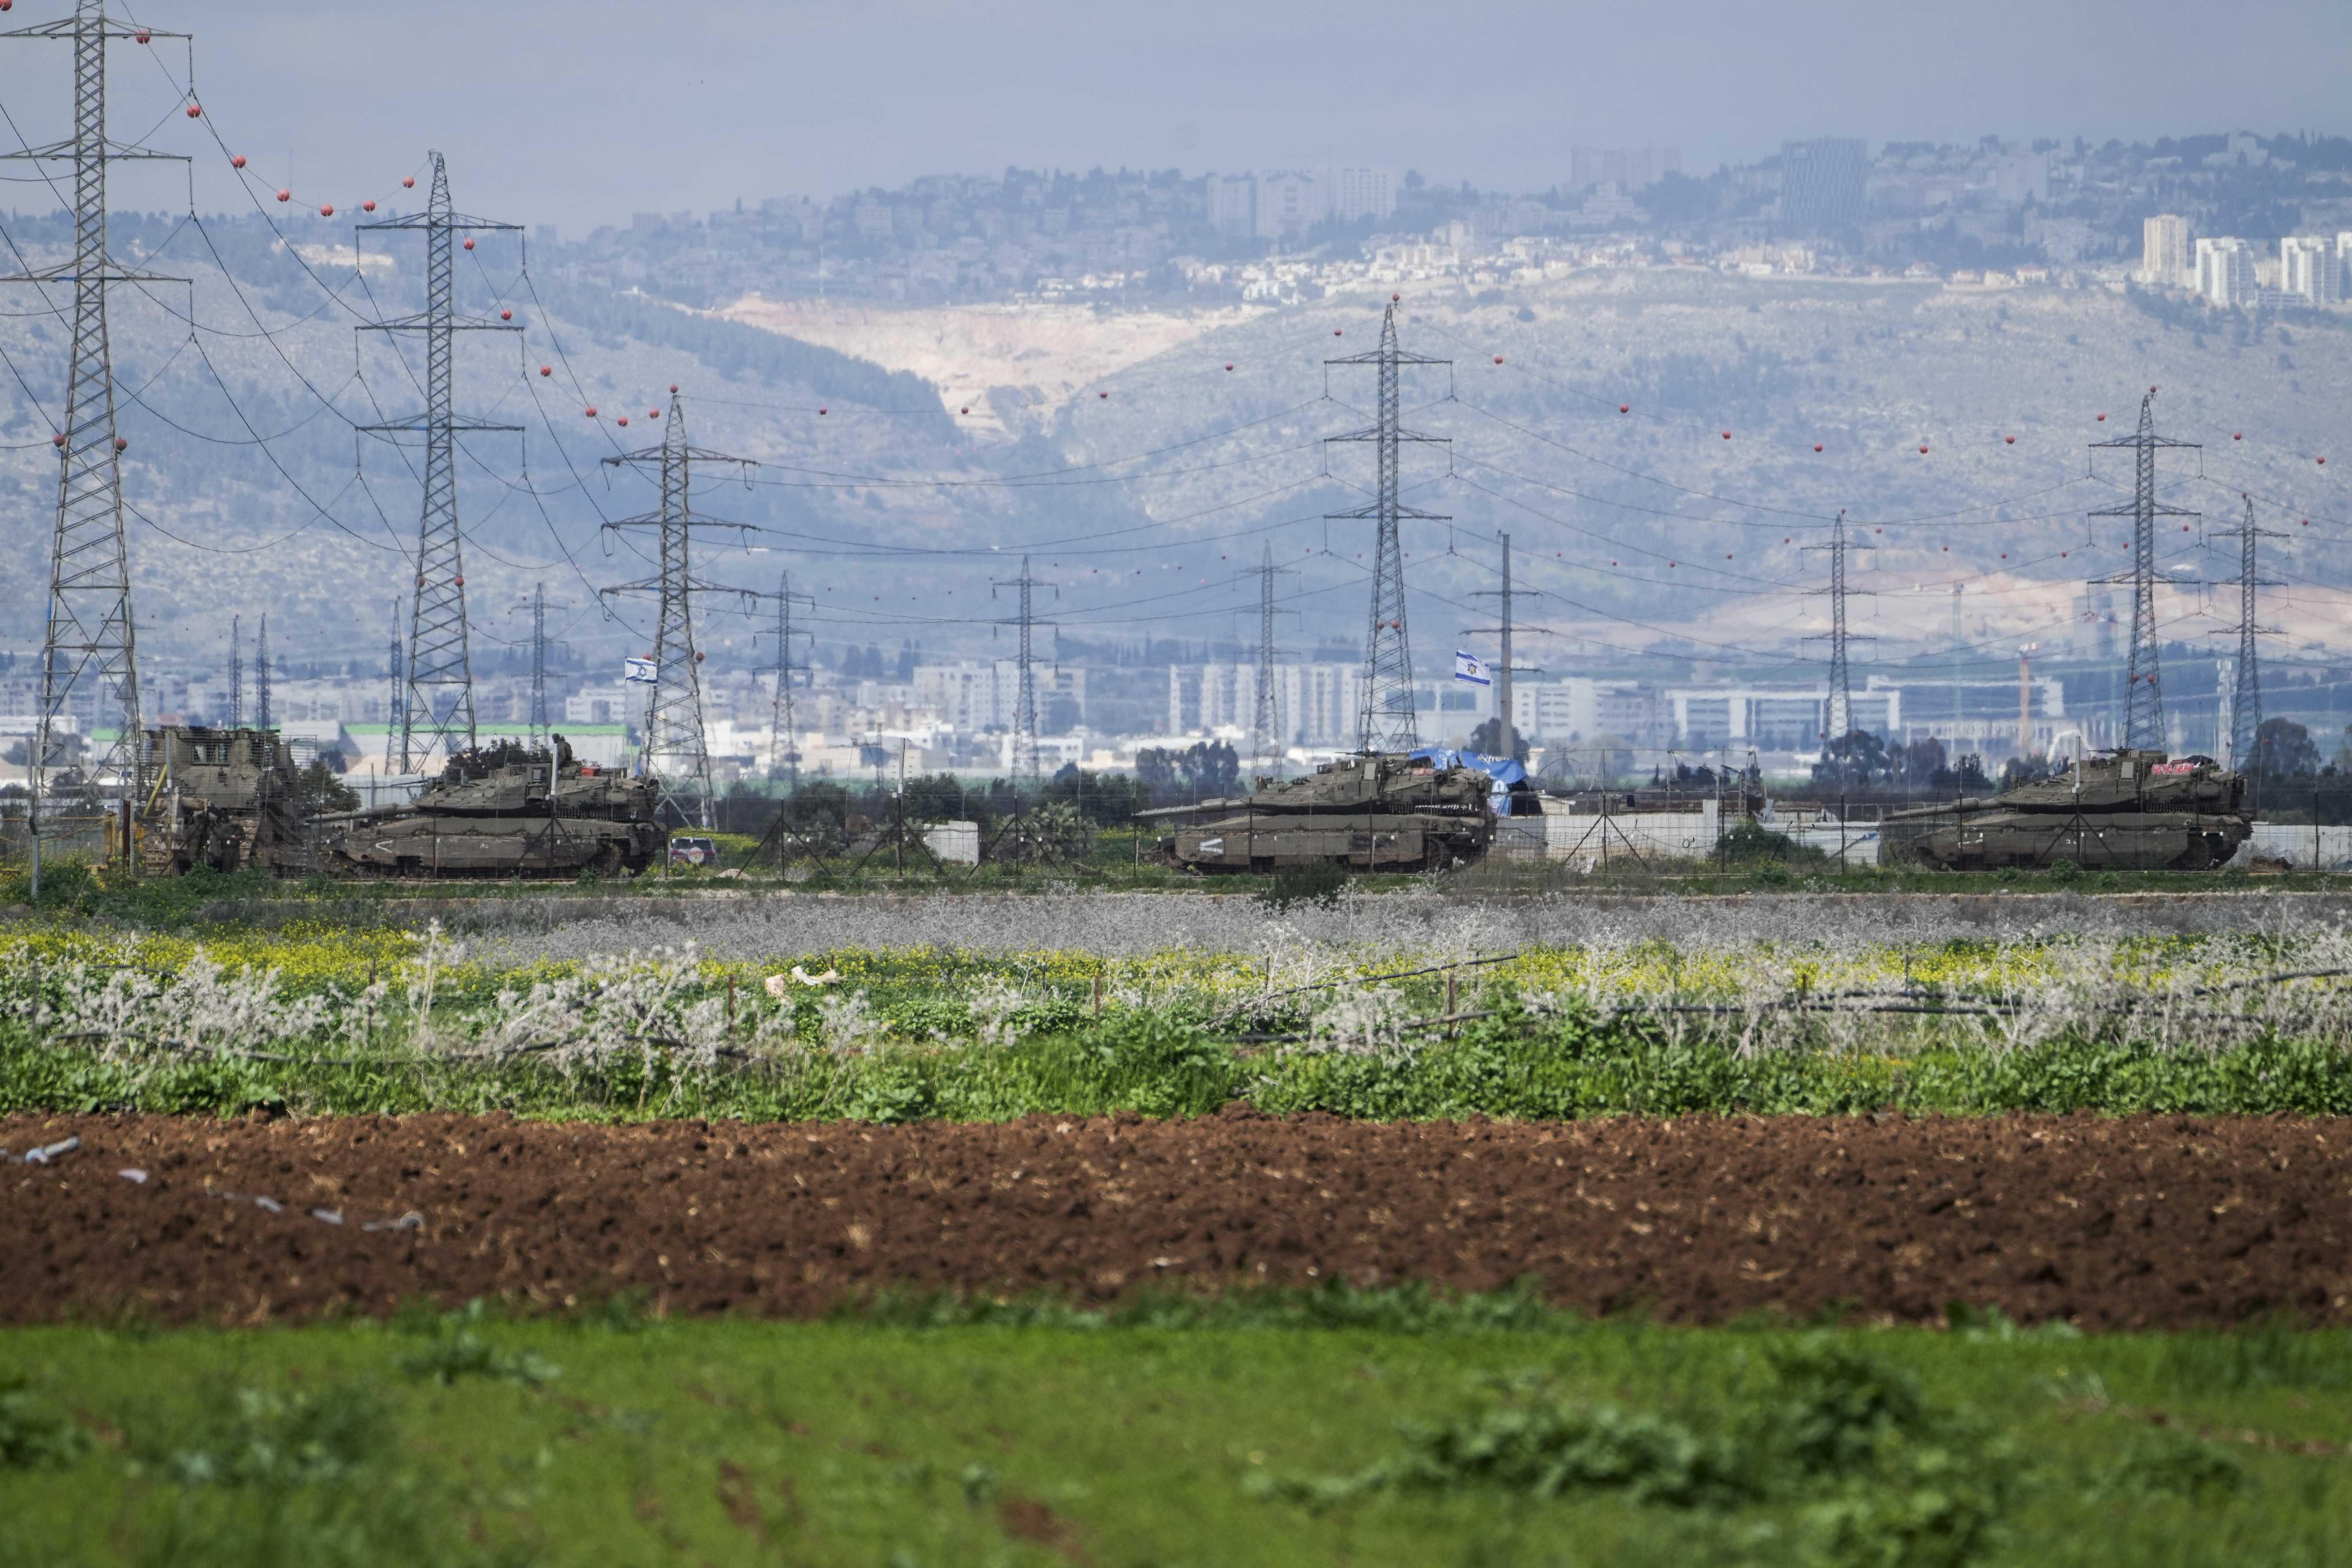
[2209,494,2282,770]
[2090,389,2198,750]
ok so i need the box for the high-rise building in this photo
[1204,174,1256,238]
[1568,146,1682,193]
[1779,138,1868,234]
[2280,236,2341,306]
[2141,214,2193,286]
[1328,168,1395,224]
[1254,171,1326,239]
[2195,236,2257,308]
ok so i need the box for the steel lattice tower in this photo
[1803,511,1872,746]
[382,599,403,771]
[254,614,272,731]
[228,615,243,728]
[2210,494,2281,768]
[991,557,1056,785]
[1247,543,1297,775]
[2,1,190,854]
[2090,391,2197,750]
[1466,532,1542,760]
[508,583,569,748]
[357,151,520,771]
[751,574,814,789]
[1327,303,1449,754]
[601,392,754,827]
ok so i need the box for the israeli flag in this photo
[623,656,657,685]
[1453,649,1492,687]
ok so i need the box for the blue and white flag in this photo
[623,656,657,685]
[1453,650,1492,687]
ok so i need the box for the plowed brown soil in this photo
[6,1111,2348,1329]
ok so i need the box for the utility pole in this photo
[1949,585,1964,751]
[1803,511,1872,749]
[1242,544,1297,775]
[600,391,755,828]
[508,583,570,749]
[990,557,1057,786]
[3,0,192,884]
[1327,301,1450,754]
[383,598,403,772]
[228,615,243,729]
[2091,389,2198,750]
[357,151,521,771]
[750,574,815,790]
[1465,532,1544,760]
[254,614,272,731]
[2209,493,2281,770]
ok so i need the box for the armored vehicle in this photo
[1139,751,1498,872]
[139,725,313,875]
[320,736,664,878]
[1878,750,2251,871]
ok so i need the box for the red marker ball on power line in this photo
[617,416,628,426]
[462,237,474,250]
[669,383,678,393]
[1813,443,1823,452]
[1494,355,1503,364]
[403,175,415,189]
[231,154,246,169]
[1619,404,1628,413]
[135,28,149,42]
[185,103,200,118]
[114,436,127,450]
[1224,363,1233,371]
[453,575,464,587]
[2096,412,2106,421]
[1919,444,1928,454]
[539,365,552,377]
[2234,432,2242,440]
[500,308,511,321]
[2005,435,2015,444]
[817,408,826,415]
[362,200,376,212]
[1099,391,1108,399]
[51,432,64,447]
[319,204,333,217]
[648,409,659,419]
[960,407,968,414]
[276,189,290,202]
[1721,431,1731,439]
[584,406,597,417]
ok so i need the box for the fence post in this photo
[1839,792,1847,872]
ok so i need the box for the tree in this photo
[1899,736,1948,785]
[1811,729,1889,788]
[1177,740,1239,799]
[1467,717,1528,762]
[1039,767,1153,825]
[292,758,359,815]
[2252,717,2320,780]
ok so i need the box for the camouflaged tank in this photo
[1138,752,1495,872]
[1878,750,2251,871]
[321,736,664,878]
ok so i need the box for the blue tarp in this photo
[1408,747,1529,812]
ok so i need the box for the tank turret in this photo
[319,734,664,878]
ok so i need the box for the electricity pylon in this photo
[600,392,754,827]
[253,614,272,730]
[2091,390,2198,750]
[747,574,815,789]
[357,150,521,770]
[1327,302,1449,754]
[1242,544,1297,775]
[228,615,243,728]
[991,557,1057,786]
[508,583,571,748]
[1803,511,1873,746]
[2208,494,2281,769]
[2,0,192,876]
[1464,531,1544,760]
[382,599,403,771]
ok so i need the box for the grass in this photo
[5,1296,2352,1566]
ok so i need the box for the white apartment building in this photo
[2195,236,2257,308]
[1328,168,1396,223]
[2280,236,2342,307]
[1254,171,1326,240]
[1509,679,1660,747]
[564,682,639,726]
[912,661,1086,733]
[2141,214,2192,286]
[1166,662,1491,749]
[1204,174,1256,238]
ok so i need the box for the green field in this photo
[5,1298,2348,1567]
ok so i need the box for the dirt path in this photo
[6,1111,2346,1329]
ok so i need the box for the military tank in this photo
[320,736,664,878]
[1138,751,1498,872]
[1878,749,2251,871]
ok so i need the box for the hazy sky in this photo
[8,0,2351,227]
